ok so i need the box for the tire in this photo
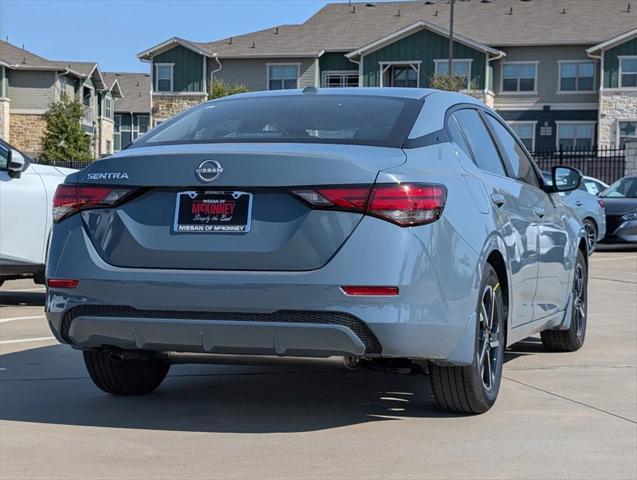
[583,219,597,254]
[541,249,588,352]
[83,350,170,395]
[429,263,505,414]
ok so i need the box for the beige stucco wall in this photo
[152,94,206,125]
[0,98,10,141]
[599,91,637,147]
[10,113,47,158]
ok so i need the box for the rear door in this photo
[453,108,539,326]
[482,113,570,320]
[78,143,406,271]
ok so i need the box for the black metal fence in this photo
[33,159,95,170]
[531,146,626,184]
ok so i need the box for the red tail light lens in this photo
[52,184,138,223]
[293,183,446,227]
[598,199,605,209]
[341,286,399,296]
[47,278,79,289]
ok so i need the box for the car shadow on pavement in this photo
[0,290,45,306]
[0,344,470,434]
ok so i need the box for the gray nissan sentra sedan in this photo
[46,88,589,414]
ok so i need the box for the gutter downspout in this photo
[486,51,505,105]
[209,55,223,93]
[587,49,604,146]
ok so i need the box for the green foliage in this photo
[429,74,468,92]
[41,94,92,162]
[208,79,249,100]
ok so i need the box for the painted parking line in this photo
[0,315,46,324]
[0,336,56,345]
[590,255,637,262]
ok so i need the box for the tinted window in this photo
[447,114,473,160]
[0,144,9,170]
[484,114,540,188]
[134,95,420,148]
[453,109,507,176]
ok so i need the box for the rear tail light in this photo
[293,183,446,226]
[52,184,139,223]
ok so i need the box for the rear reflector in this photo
[53,184,138,223]
[341,286,399,296]
[293,183,446,227]
[47,278,79,289]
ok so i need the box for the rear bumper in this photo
[46,214,481,364]
[600,220,637,244]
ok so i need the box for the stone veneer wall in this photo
[0,98,10,141]
[599,90,637,148]
[99,118,114,157]
[10,113,47,158]
[152,94,207,125]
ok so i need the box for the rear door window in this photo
[447,114,474,161]
[453,109,507,176]
[484,113,541,188]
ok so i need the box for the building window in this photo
[322,71,358,88]
[105,140,112,154]
[559,61,595,92]
[620,57,637,88]
[434,59,472,89]
[502,62,537,93]
[380,63,420,88]
[135,114,150,138]
[618,121,637,148]
[556,122,595,149]
[509,122,536,151]
[155,64,173,92]
[267,64,299,90]
[103,96,112,119]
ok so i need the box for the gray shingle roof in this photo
[51,61,98,77]
[0,39,60,69]
[174,0,637,58]
[103,72,151,113]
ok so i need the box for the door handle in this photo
[491,193,505,207]
[533,206,545,218]
[575,200,583,207]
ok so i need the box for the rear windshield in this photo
[132,94,421,148]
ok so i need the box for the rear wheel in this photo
[83,350,170,395]
[429,264,505,414]
[541,249,588,352]
[583,219,597,254]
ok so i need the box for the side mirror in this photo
[7,149,25,179]
[548,166,582,193]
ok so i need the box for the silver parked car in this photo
[46,88,589,414]
[542,172,606,252]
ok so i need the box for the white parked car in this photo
[0,139,75,286]
[542,171,607,252]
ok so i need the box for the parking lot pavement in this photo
[0,252,635,480]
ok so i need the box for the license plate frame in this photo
[172,190,253,234]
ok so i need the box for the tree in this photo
[208,79,249,100]
[429,74,468,92]
[40,94,92,163]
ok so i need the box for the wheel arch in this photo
[485,249,510,346]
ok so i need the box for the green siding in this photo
[84,76,93,88]
[153,46,204,92]
[362,28,486,89]
[604,37,637,88]
[319,52,357,72]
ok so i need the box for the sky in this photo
[0,0,397,73]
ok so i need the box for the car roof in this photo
[223,87,437,101]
